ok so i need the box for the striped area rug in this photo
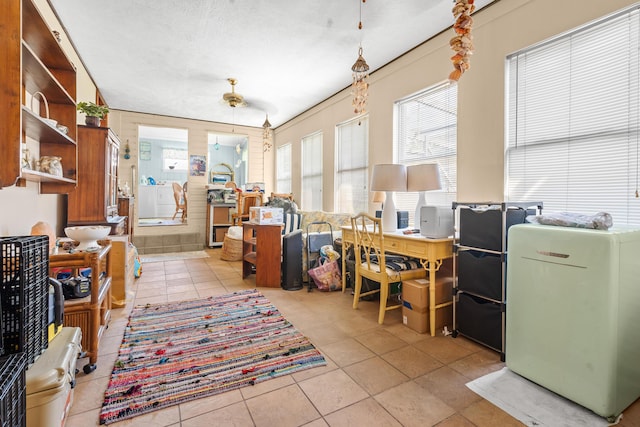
[99,289,326,424]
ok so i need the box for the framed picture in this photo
[139,141,151,161]
[189,154,206,176]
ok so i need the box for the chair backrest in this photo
[350,212,386,271]
[172,182,184,206]
[237,192,263,215]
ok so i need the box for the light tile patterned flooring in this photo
[65,249,640,427]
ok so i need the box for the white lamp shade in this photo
[407,163,442,191]
[370,164,407,192]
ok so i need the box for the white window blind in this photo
[506,6,640,225]
[335,116,369,214]
[276,143,292,194]
[395,82,457,224]
[301,132,323,210]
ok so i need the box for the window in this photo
[506,5,640,225]
[162,148,188,171]
[276,143,292,194]
[301,132,323,210]
[335,116,369,213]
[395,82,457,223]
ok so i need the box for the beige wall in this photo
[274,0,637,209]
[2,0,636,237]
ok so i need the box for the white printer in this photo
[420,206,454,238]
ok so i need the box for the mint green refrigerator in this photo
[506,223,640,421]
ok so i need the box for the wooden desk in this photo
[341,226,453,336]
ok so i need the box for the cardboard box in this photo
[402,278,430,310]
[402,305,429,333]
[401,277,454,333]
[214,227,227,242]
[249,207,284,225]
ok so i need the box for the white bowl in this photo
[64,226,110,251]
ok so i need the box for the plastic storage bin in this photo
[0,352,26,427]
[1,236,49,366]
[26,327,81,427]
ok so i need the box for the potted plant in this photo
[76,101,109,127]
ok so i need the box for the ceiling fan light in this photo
[223,78,247,108]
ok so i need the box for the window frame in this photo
[394,81,458,224]
[301,131,323,211]
[335,115,369,214]
[505,4,640,225]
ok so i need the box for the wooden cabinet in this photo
[50,242,112,374]
[0,0,78,191]
[118,196,135,239]
[242,223,283,287]
[67,126,124,233]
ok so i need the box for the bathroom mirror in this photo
[137,125,189,226]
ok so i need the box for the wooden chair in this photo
[232,192,263,225]
[351,212,427,324]
[171,182,187,221]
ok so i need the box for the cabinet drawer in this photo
[457,250,503,301]
[384,237,405,254]
[456,292,502,351]
[459,208,527,251]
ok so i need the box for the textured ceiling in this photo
[49,0,493,128]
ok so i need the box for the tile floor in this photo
[64,249,640,427]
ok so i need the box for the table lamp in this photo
[370,164,407,232]
[407,163,442,229]
[371,191,386,209]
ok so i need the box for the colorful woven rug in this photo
[99,289,326,424]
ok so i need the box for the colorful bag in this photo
[308,257,342,291]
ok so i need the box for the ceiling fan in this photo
[222,78,247,108]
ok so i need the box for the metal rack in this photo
[452,201,542,361]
